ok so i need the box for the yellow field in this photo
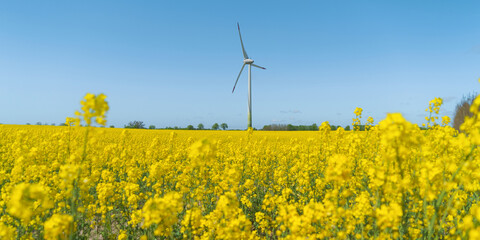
[1,94,480,239]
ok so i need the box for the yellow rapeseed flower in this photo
[44,214,74,240]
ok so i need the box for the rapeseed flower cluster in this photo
[424,97,443,128]
[74,93,109,126]
[43,214,73,240]
[1,93,480,239]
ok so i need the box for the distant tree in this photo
[262,124,288,131]
[187,125,194,130]
[26,123,31,125]
[149,125,156,129]
[212,123,220,130]
[109,125,115,128]
[36,122,42,125]
[197,123,204,130]
[125,121,145,129]
[330,125,337,131]
[51,123,56,126]
[345,125,351,131]
[59,123,68,126]
[453,93,477,131]
[174,126,179,130]
[221,123,228,130]
[275,124,287,130]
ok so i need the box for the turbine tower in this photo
[232,23,266,129]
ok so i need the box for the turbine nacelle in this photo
[243,59,254,64]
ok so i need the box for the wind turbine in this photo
[232,23,266,129]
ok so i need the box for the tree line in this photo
[262,124,370,131]
[24,121,372,131]
[124,121,229,130]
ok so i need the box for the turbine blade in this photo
[252,64,266,70]
[237,23,249,59]
[232,63,246,93]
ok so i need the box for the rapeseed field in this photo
[1,93,480,239]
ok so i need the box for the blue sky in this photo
[1,1,479,129]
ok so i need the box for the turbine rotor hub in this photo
[243,59,254,64]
